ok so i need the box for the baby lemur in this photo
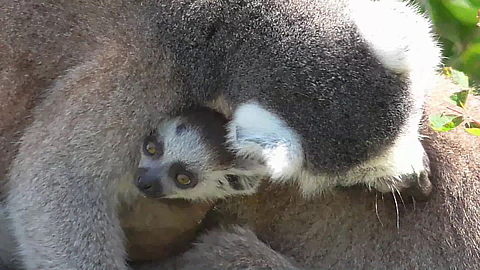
[135,107,265,201]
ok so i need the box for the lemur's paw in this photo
[370,151,432,202]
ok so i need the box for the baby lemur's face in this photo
[135,108,264,201]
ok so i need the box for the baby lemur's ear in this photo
[225,103,304,182]
[223,173,262,194]
[221,156,268,195]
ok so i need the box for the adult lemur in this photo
[2,0,439,269]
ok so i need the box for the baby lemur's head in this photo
[135,107,264,201]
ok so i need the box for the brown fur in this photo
[0,1,95,189]
[194,77,480,269]
[120,197,212,262]
[0,1,212,267]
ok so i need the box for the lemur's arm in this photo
[131,226,301,270]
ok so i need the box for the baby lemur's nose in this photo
[135,168,164,198]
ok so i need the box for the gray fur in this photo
[170,77,480,269]
[131,226,300,270]
[0,207,17,270]
[1,0,439,268]
[176,226,300,270]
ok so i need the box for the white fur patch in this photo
[342,130,426,193]
[227,102,304,182]
[348,0,441,77]
[294,121,427,197]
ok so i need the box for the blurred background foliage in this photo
[413,1,480,136]
[416,0,480,84]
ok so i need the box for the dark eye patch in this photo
[168,162,198,189]
[226,174,244,191]
[176,123,188,135]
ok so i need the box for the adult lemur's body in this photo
[169,77,480,270]
[164,0,440,196]
[2,0,438,269]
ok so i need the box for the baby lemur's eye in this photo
[168,162,197,189]
[174,171,197,189]
[143,135,163,157]
[176,174,191,185]
[145,141,157,155]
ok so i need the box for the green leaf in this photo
[450,69,470,88]
[465,122,480,136]
[429,114,465,132]
[459,43,480,83]
[427,1,465,47]
[440,0,480,26]
[427,2,480,82]
[449,90,470,108]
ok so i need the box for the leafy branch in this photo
[429,68,480,137]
